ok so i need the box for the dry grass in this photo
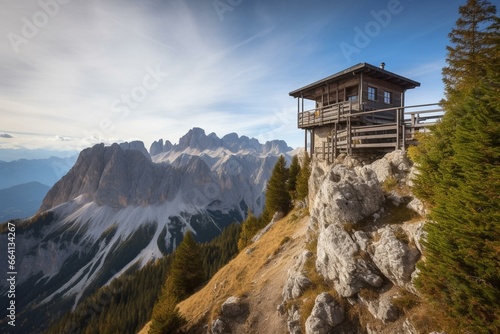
[173,208,309,333]
[382,176,398,192]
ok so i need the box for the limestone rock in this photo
[311,164,384,226]
[316,223,382,297]
[402,220,426,253]
[221,296,246,318]
[363,150,412,183]
[287,304,302,334]
[403,318,419,334]
[407,197,427,216]
[305,292,344,334]
[372,226,420,288]
[211,318,231,334]
[283,251,313,301]
[359,291,399,323]
[353,231,370,252]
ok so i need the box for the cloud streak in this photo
[0,0,457,151]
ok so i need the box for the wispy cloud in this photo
[0,0,456,151]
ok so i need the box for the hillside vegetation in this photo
[411,0,500,332]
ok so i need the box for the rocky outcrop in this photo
[371,226,420,289]
[211,296,249,334]
[311,164,384,225]
[305,292,345,334]
[211,318,231,334]
[221,296,247,318]
[316,223,383,297]
[282,251,313,301]
[359,290,399,323]
[300,150,433,333]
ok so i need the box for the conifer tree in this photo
[150,232,204,333]
[264,155,291,219]
[169,231,205,301]
[287,155,301,199]
[296,151,311,201]
[237,210,262,251]
[149,277,186,334]
[413,1,500,332]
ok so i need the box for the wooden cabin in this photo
[290,62,426,161]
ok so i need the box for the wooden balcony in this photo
[303,103,445,162]
[298,101,360,128]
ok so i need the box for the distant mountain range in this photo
[0,155,77,189]
[0,127,294,333]
[0,182,51,222]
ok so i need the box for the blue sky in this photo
[0,0,466,154]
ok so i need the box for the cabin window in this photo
[368,86,377,101]
[384,91,392,104]
[346,86,358,102]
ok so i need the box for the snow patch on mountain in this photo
[0,128,294,317]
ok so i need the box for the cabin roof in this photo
[289,62,421,98]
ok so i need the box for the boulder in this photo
[221,296,247,318]
[211,318,231,334]
[283,251,313,301]
[287,304,302,334]
[407,197,427,216]
[311,164,384,226]
[371,226,420,288]
[316,223,382,297]
[359,291,399,323]
[305,293,344,334]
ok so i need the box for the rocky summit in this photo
[0,128,293,334]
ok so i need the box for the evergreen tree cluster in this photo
[46,224,241,334]
[238,152,311,251]
[149,226,241,334]
[412,1,500,332]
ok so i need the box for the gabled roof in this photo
[289,63,420,98]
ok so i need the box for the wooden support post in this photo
[402,124,406,150]
[322,141,326,161]
[347,117,352,155]
[396,107,401,150]
[333,123,337,161]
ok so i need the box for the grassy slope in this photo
[139,208,309,334]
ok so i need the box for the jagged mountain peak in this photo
[149,127,293,159]
[119,140,151,160]
[40,142,159,211]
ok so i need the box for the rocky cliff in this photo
[0,128,293,334]
[167,150,442,334]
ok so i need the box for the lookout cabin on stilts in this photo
[290,62,444,162]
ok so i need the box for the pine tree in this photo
[238,210,263,251]
[169,231,205,301]
[264,155,291,219]
[150,232,204,333]
[296,151,311,201]
[149,277,186,334]
[413,1,500,332]
[288,155,301,199]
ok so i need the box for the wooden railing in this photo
[298,100,359,128]
[311,103,444,163]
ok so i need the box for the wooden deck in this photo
[299,103,444,162]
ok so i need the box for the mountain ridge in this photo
[0,128,293,334]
